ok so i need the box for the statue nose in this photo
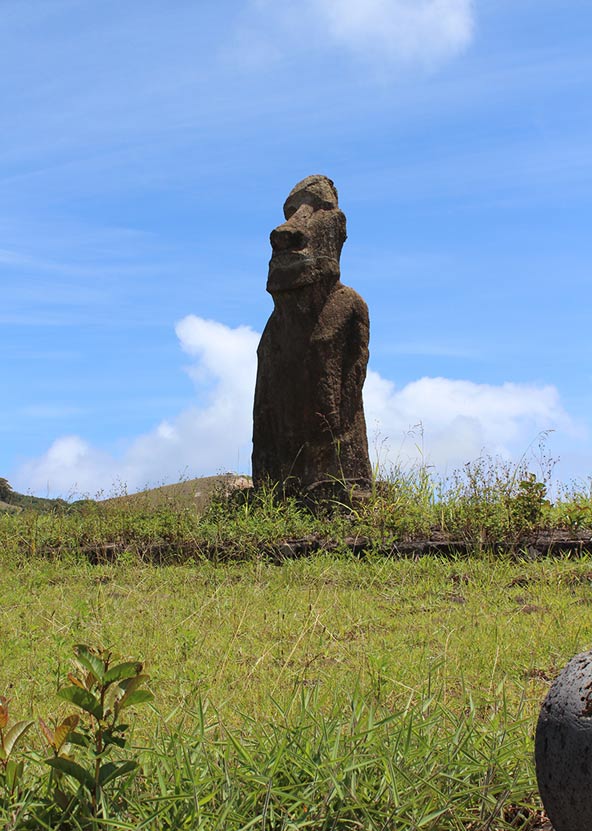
[270,226,307,252]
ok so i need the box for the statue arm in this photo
[313,290,369,436]
[339,300,369,428]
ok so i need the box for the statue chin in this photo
[266,257,340,294]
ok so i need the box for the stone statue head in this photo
[266,175,347,294]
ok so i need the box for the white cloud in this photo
[16,317,259,498]
[241,0,474,69]
[17,436,115,498]
[176,315,258,401]
[14,315,579,498]
[363,371,576,472]
[310,0,474,64]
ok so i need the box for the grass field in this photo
[0,461,590,828]
[3,554,591,727]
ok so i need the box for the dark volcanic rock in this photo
[252,175,372,498]
[535,650,592,831]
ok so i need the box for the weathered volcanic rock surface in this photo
[536,650,592,831]
[252,175,372,498]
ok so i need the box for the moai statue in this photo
[252,175,372,499]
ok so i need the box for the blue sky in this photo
[2,0,591,497]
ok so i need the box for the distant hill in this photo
[0,474,251,514]
[103,474,252,513]
[0,485,71,514]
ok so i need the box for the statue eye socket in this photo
[284,196,318,220]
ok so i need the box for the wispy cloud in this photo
[375,341,477,359]
[340,133,592,212]
[0,228,190,328]
[14,315,578,497]
[236,0,474,70]
[309,0,474,65]
[20,405,87,419]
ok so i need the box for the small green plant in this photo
[41,644,154,822]
[0,696,33,805]
[510,473,550,533]
[557,500,592,532]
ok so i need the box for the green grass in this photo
[6,683,539,829]
[1,455,591,827]
[2,451,592,563]
[2,553,591,725]
[132,686,537,831]
[0,553,590,827]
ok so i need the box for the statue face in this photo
[267,176,346,294]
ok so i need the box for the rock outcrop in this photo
[536,650,592,831]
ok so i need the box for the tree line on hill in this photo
[0,477,79,513]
